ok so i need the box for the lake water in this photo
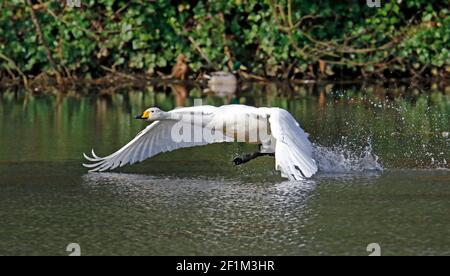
[0,81,449,255]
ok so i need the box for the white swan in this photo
[83,105,318,180]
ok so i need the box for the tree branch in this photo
[26,0,62,84]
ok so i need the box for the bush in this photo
[0,0,448,80]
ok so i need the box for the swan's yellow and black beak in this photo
[135,111,150,120]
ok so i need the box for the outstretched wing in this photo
[268,108,318,180]
[83,119,228,172]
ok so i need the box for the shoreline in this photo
[1,72,448,94]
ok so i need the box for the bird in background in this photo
[204,61,247,87]
[170,54,189,80]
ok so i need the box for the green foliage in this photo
[0,0,448,79]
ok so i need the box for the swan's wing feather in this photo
[268,108,318,180]
[83,119,223,172]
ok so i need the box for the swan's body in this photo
[83,105,318,180]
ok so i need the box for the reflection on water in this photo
[0,81,449,255]
[80,172,318,255]
[169,84,188,107]
[204,75,238,104]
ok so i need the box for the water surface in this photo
[0,82,449,255]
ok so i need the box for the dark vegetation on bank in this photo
[0,0,449,90]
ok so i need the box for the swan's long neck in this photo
[160,111,181,121]
[159,111,205,125]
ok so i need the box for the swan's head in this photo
[135,107,163,121]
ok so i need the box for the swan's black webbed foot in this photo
[233,153,256,165]
[233,156,244,165]
[233,152,274,166]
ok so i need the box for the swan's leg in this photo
[233,152,274,165]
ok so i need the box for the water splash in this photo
[313,140,383,173]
